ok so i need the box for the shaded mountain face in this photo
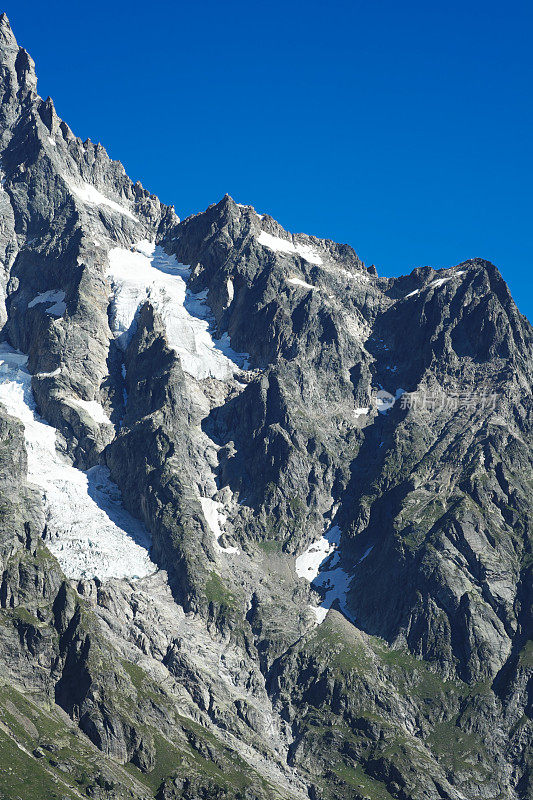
[0,13,530,800]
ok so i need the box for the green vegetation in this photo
[124,732,184,793]
[205,571,236,610]
[0,727,77,800]
[309,621,374,674]
[9,606,43,627]
[125,725,267,798]
[296,713,402,800]
[518,639,533,668]
[121,658,150,691]
[427,720,491,778]
[120,659,170,708]
[332,762,396,800]
[287,494,306,516]
[257,539,283,554]
[0,685,149,798]
[0,680,276,800]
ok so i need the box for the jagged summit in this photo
[0,15,530,800]
[0,11,16,45]
[0,13,35,94]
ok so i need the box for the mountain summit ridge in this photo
[0,15,530,800]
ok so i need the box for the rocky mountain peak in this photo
[0,15,36,97]
[0,16,530,800]
[0,12,17,50]
[37,95,59,132]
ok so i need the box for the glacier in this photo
[0,344,154,580]
[107,241,250,381]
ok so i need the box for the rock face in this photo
[0,14,530,800]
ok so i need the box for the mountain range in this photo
[0,14,531,800]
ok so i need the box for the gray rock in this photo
[0,14,529,800]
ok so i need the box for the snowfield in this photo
[287,277,315,290]
[296,526,354,624]
[296,527,375,624]
[199,497,240,555]
[0,344,155,580]
[65,178,137,220]
[257,231,323,265]
[28,289,66,317]
[67,397,113,426]
[106,241,248,556]
[405,269,467,299]
[107,241,250,381]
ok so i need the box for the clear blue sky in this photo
[4,0,532,320]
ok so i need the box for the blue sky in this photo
[4,0,532,320]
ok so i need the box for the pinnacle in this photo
[217,193,237,210]
[0,12,17,50]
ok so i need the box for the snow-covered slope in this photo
[0,344,154,580]
[107,241,249,381]
[296,526,375,624]
[295,526,354,624]
[257,230,322,265]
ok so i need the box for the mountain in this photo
[0,13,530,800]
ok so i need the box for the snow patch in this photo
[226,278,234,304]
[199,497,239,555]
[407,270,465,299]
[257,231,322,265]
[107,242,249,381]
[287,277,315,291]
[295,534,335,580]
[0,344,154,580]
[354,407,370,417]
[35,367,62,378]
[67,397,112,426]
[65,178,136,220]
[47,136,56,147]
[430,276,452,289]
[28,290,66,317]
[296,526,356,624]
